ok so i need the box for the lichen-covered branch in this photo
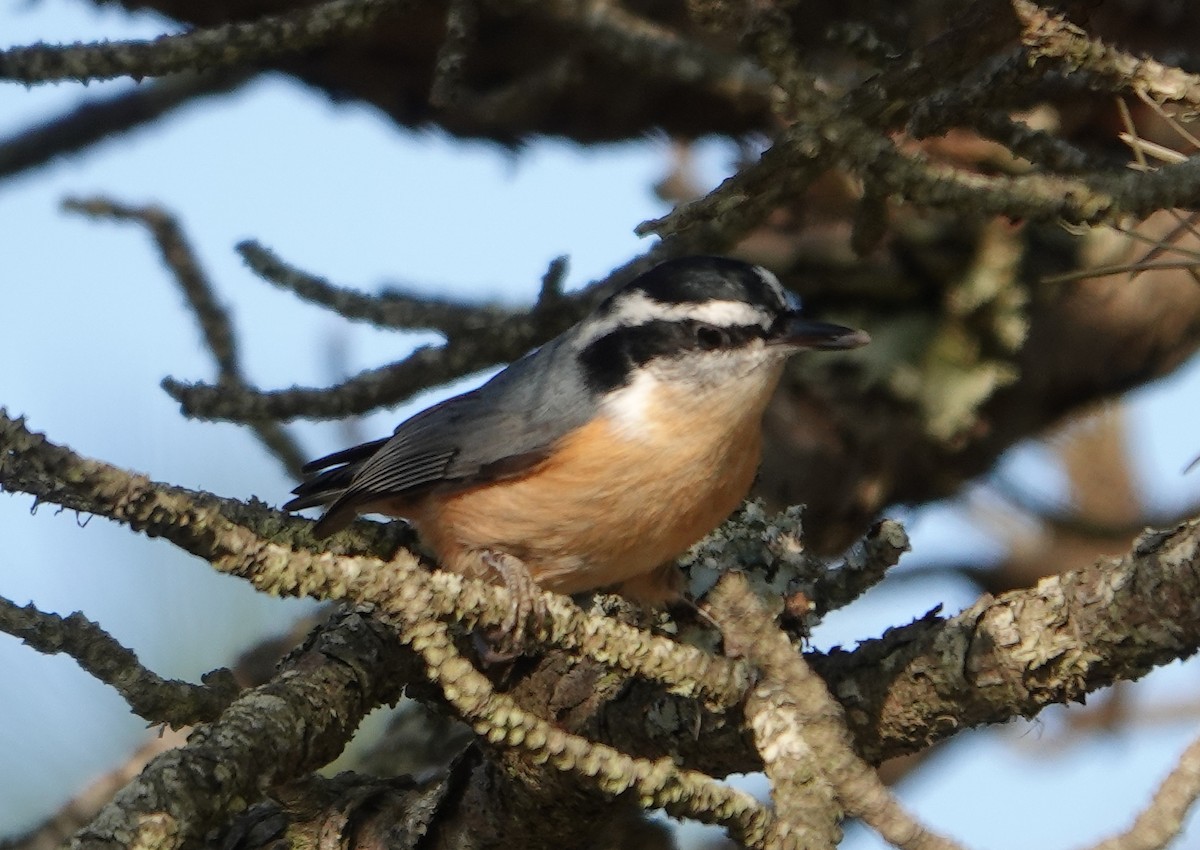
[0,594,238,728]
[815,522,1200,764]
[4,730,190,850]
[0,411,752,708]
[404,615,770,846]
[710,572,965,850]
[6,408,1200,774]
[70,609,413,850]
[1013,0,1200,109]
[742,678,841,850]
[812,519,910,618]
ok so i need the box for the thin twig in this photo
[1086,733,1200,850]
[237,240,525,336]
[64,197,308,476]
[162,249,622,423]
[0,71,252,182]
[0,0,411,85]
[0,594,239,728]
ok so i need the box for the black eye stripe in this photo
[579,320,766,392]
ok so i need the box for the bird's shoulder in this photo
[359,335,598,494]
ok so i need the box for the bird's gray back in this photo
[347,331,599,497]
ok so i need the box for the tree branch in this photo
[0,71,251,183]
[236,240,529,336]
[160,249,586,422]
[711,571,965,850]
[64,197,308,477]
[0,410,753,708]
[0,594,239,728]
[0,0,411,85]
[1013,0,1200,109]
[403,615,770,846]
[6,409,1200,775]
[70,609,413,850]
[1088,732,1200,850]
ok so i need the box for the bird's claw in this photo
[475,550,547,662]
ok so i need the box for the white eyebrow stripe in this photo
[754,266,785,302]
[576,291,770,348]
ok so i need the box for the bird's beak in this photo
[771,314,871,350]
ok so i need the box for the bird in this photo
[285,255,869,606]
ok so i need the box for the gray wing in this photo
[286,334,595,536]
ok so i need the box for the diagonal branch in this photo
[0,594,239,728]
[0,71,252,183]
[1088,732,1200,850]
[404,615,770,846]
[711,572,965,850]
[64,197,308,476]
[1013,0,1200,109]
[160,249,594,423]
[162,330,550,421]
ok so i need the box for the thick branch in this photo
[815,523,1200,763]
[71,609,413,850]
[606,516,1200,778]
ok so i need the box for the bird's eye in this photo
[695,324,726,351]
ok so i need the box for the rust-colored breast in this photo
[397,377,771,598]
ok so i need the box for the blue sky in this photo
[3,1,1200,846]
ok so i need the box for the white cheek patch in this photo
[601,369,661,436]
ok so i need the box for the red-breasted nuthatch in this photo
[285,256,869,604]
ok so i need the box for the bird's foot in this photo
[474,550,547,662]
